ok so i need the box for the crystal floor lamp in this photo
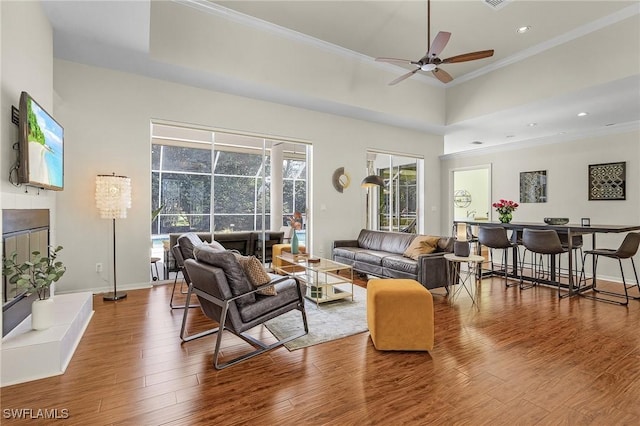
[95,173,132,301]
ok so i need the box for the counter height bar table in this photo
[453,220,640,297]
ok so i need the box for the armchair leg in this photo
[179,284,217,342]
[212,294,309,370]
[170,277,200,310]
[181,278,309,370]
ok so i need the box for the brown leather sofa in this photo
[332,229,453,289]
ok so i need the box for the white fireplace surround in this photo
[1,292,93,386]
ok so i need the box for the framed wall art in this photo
[520,170,547,203]
[589,162,626,201]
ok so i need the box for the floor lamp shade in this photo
[95,174,132,219]
[96,174,131,301]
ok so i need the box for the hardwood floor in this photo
[3,276,640,425]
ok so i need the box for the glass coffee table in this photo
[275,253,353,306]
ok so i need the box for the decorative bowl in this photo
[544,217,569,225]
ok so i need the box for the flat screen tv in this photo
[18,91,64,191]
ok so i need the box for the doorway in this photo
[451,165,492,223]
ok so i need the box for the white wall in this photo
[149,1,446,128]
[0,1,57,214]
[52,59,444,294]
[0,2,58,260]
[441,131,640,281]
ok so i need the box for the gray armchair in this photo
[180,244,308,369]
[169,233,208,309]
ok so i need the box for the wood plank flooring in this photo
[2,276,640,425]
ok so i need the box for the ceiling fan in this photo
[375,0,494,85]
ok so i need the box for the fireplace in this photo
[2,209,50,337]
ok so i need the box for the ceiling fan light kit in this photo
[376,0,495,85]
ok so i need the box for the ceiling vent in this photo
[483,0,511,10]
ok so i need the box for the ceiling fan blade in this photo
[427,31,451,59]
[432,67,453,83]
[441,49,494,64]
[389,69,419,86]
[375,57,416,65]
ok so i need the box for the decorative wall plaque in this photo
[331,167,351,193]
[520,170,547,203]
[589,162,626,201]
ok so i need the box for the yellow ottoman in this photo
[367,279,434,351]
[272,244,306,273]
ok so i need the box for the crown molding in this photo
[178,1,638,89]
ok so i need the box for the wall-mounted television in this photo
[18,91,64,191]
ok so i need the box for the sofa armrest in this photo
[417,252,449,289]
[333,239,359,249]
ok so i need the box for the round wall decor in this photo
[332,167,351,193]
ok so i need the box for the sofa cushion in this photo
[403,235,440,260]
[239,275,300,323]
[332,247,368,260]
[207,240,227,252]
[382,255,419,275]
[357,229,415,255]
[355,250,392,266]
[193,245,256,307]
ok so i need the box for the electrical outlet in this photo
[96,263,103,273]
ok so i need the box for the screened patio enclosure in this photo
[151,123,311,263]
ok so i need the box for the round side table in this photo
[444,253,484,306]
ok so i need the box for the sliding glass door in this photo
[366,151,422,233]
[151,123,310,263]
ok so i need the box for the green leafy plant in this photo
[2,245,66,300]
[152,204,164,222]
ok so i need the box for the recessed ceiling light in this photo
[528,122,537,127]
[577,112,589,117]
[517,26,531,34]
[471,141,483,145]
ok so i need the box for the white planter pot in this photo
[31,298,54,331]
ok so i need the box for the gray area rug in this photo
[265,284,368,350]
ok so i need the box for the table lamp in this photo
[454,224,471,257]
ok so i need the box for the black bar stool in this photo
[559,234,583,282]
[578,232,640,305]
[478,226,519,288]
[520,229,568,297]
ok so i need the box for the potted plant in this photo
[2,245,66,330]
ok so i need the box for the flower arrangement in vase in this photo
[492,199,519,223]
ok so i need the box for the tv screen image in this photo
[18,92,64,191]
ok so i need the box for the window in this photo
[151,124,310,248]
[151,144,211,235]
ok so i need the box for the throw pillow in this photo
[232,253,277,296]
[206,240,226,252]
[404,235,441,260]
